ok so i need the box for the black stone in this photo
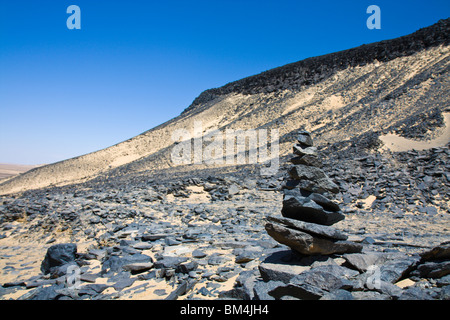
[40,243,77,274]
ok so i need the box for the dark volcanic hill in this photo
[0,18,449,195]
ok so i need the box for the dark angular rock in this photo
[208,254,231,265]
[153,256,188,270]
[267,215,347,240]
[398,287,436,300]
[311,264,360,279]
[281,191,344,226]
[296,131,314,147]
[225,270,259,300]
[437,274,450,287]
[122,262,154,274]
[284,179,300,190]
[112,277,135,291]
[192,249,207,258]
[132,242,153,250]
[79,273,98,283]
[412,261,450,279]
[268,266,356,300]
[269,282,325,300]
[343,252,387,272]
[27,284,65,300]
[234,248,261,264]
[102,253,153,274]
[288,164,324,181]
[25,279,57,289]
[320,289,354,300]
[293,145,318,158]
[141,234,167,241]
[440,285,450,300]
[288,165,339,194]
[306,193,340,212]
[50,261,79,279]
[40,243,77,274]
[291,155,321,167]
[420,241,450,261]
[258,262,310,284]
[380,255,421,283]
[352,291,391,300]
[265,222,362,255]
[377,281,403,299]
[165,237,181,246]
[2,281,26,288]
[252,281,284,300]
[344,252,420,283]
[218,287,251,300]
[177,261,199,274]
[297,178,340,195]
[78,284,109,296]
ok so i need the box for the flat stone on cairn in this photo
[291,130,321,167]
[265,130,362,256]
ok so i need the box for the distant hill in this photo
[0,164,43,182]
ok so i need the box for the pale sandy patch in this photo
[186,185,211,203]
[362,195,377,210]
[380,113,450,152]
[395,278,415,289]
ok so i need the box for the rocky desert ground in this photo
[0,19,449,301]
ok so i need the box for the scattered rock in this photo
[122,262,154,274]
[40,243,77,274]
[265,221,362,255]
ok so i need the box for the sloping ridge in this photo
[0,18,449,195]
[183,18,450,115]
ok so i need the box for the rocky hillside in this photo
[0,19,449,195]
[1,18,450,301]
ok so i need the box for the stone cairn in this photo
[265,130,362,256]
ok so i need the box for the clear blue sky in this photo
[1,0,449,164]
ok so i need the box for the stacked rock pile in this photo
[265,130,362,256]
[219,131,449,300]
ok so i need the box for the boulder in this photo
[268,266,356,300]
[153,256,188,270]
[420,241,450,261]
[267,215,348,240]
[296,131,314,147]
[265,222,362,255]
[293,145,318,158]
[122,262,154,274]
[288,165,339,194]
[343,252,388,272]
[411,261,450,278]
[258,262,310,283]
[291,154,321,167]
[101,253,153,274]
[281,191,344,226]
[288,164,326,181]
[344,251,420,283]
[40,243,77,274]
[379,256,421,283]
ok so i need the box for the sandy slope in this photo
[379,113,450,151]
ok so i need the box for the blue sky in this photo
[0,1,449,164]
